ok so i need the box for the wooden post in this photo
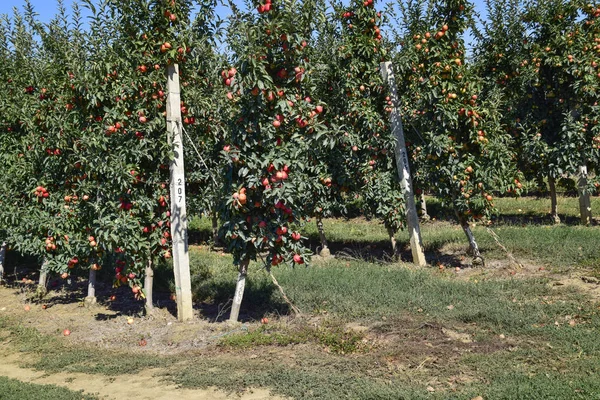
[548,176,561,224]
[0,242,6,283]
[577,165,592,225]
[167,63,194,321]
[144,259,154,314]
[380,62,426,266]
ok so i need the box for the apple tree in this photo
[220,0,324,321]
[394,0,521,264]
[314,0,409,256]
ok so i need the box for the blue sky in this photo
[0,0,487,51]
[0,0,488,23]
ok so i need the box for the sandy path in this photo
[0,351,281,400]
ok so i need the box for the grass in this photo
[2,195,600,399]
[300,216,600,270]
[491,195,600,222]
[0,316,173,376]
[427,194,600,223]
[473,224,600,271]
[219,321,367,354]
[188,196,600,270]
[2,251,600,398]
[0,376,98,400]
[177,244,600,398]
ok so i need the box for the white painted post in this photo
[577,165,592,225]
[380,62,427,267]
[167,63,194,321]
[144,259,154,314]
[0,242,6,283]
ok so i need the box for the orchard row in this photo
[0,0,598,320]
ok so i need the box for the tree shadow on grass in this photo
[194,276,290,323]
[303,232,470,269]
[427,196,594,226]
[490,213,593,226]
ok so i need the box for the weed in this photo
[0,376,98,400]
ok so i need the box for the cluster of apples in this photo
[257,0,273,14]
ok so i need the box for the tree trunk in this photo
[316,216,330,257]
[211,211,220,246]
[577,165,592,225]
[229,258,249,322]
[37,260,49,298]
[85,269,97,306]
[460,220,484,266]
[548,176,561,224]
[144,259,154,314]
[386,225,398,258]
[420,193,430,221]
[0,242,6,283]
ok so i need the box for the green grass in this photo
[2,195,600,399]
[472,224,600,270]
[0,317,173,376]
[300,216,600,270]
[189,196,600,270]
[275,261,599,338]
[492,195,600,221]
[170,256,600,399]
[2,251,600,399]
[302,216,391,243]
[0,376,98,400]
[219,322,366,354]
[188,214,214,233]
[184,247,599,339]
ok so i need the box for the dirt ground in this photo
[0,279,289,399]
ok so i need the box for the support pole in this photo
[144,259,154,314]
[548,176,560,224]
[380,62,426,266]
[167,63,193,321]
[577,165,592,225]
